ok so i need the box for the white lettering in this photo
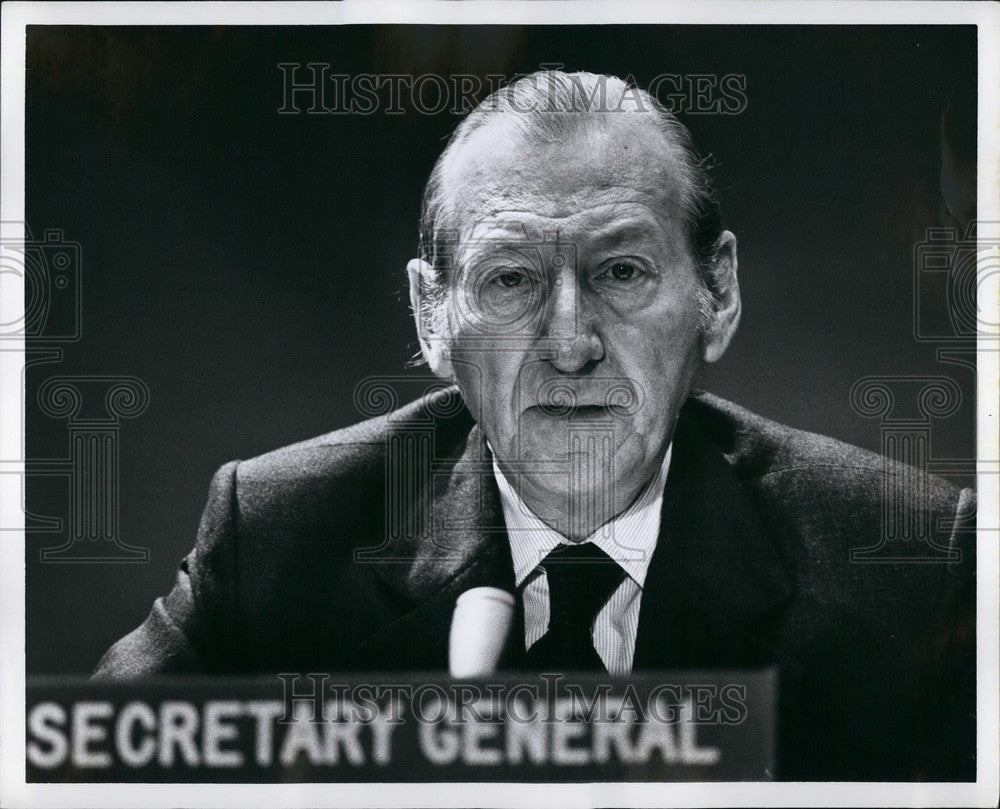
[323,718,364,765]
[279,704,325,766]
[115,702,156,767]
[592,713,636,764]
[158,701,200,767]
[419,721,459,765]
[369,712,398,765]
[634,716,679,764]
[505,715,546,765]
[678,698,721,766]
[244,700,284,766]
[203,700,243,767]
[26,703,67,768]
[550,699,588,765]
[72,701,112,768]
[462,719,501,765]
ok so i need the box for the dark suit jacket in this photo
[94,390,976,780]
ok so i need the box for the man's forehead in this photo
[441,115,690,232]
[460,202,668,245]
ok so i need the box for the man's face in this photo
[424,117,726,531]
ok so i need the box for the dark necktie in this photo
[524,542,626,672]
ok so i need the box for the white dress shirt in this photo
[491,445,672,675]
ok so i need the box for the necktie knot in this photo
[526,541,626,672]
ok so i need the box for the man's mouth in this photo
[529,403,615,420]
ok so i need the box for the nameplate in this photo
[26,671,776,782]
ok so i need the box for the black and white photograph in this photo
[1,1,997,806]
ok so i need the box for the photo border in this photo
[2,2,997,807]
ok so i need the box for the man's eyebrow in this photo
[464,220,534,241]
[459,237,533,255]
[455,238,538,268]
[588,219,661,247]
[459,211,664,248]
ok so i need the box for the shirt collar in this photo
[491,443,672,589]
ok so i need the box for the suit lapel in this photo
[634,405,799,672]
[354,423,523,671]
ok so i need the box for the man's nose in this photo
[543,273,604,373]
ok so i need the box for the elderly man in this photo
[94,72,975,780]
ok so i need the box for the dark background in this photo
[24,25,977,673]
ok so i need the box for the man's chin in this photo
[515,437,616,464]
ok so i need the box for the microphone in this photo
[448,587,515,677]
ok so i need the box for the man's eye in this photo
[602,262,642,282]
[494,271,525,288]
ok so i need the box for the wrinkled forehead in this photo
[439,114,692,241]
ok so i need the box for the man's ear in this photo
[407,258,454,379]
[702,230,741,363]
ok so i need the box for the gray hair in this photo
[415,70,723,338]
